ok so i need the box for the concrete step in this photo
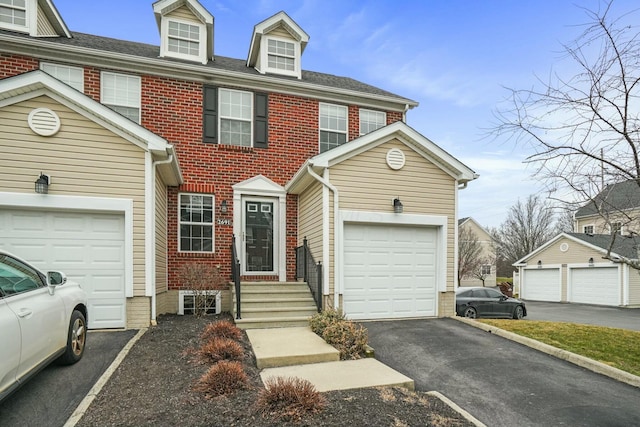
[240,297,316,308]
[239,306,318,319]
[235,316,312,330]
[235,289,314,299]
[234,282,310,292]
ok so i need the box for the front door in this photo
[242,198,277,275]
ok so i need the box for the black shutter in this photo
[203,86,217,144]
[254,92,268,149]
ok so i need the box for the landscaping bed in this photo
[77,314,474,427]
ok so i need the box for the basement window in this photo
[178,290,221,315]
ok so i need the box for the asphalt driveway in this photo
[523,301,640,331]
[363,318,640,427]
[0,329,137,427]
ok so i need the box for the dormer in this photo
[247,11,309,79]
[153,0,213,65]
[0,0,70,37]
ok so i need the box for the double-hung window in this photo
[219,88,252,147]
[583,225,594,234]
[0,0,27,32]
[359,109,386,135]
[41,62,84,92]
[101,72,141,123]
[481,265,491,275]
[168,20,200,57]
[267,38,295,72]
[319,103,347,153]
[179,194,214,253]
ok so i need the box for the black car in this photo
[455,287,526,319]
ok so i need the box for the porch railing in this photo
[231,235,241,319]
[296,237,323,312]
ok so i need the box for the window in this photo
[267,38,295,72]
[41,62,84,92]
[168,20,200,56]
[0,0,26,31]
[0,254,44,297]
[583,225,594,234]
[611,222,623,235]
[481,265,491,275]
[360,109,386,135]
[101,72,141,123]
[319,103,347,153]
[219,88,252,146]
[179,194,214,253]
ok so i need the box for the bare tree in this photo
[472,254,496,287]
[492,1,640,268]
[492,194,558,269]
[457,226,484,286]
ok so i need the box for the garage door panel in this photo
[570,267,618,306]
[89,300,126,329]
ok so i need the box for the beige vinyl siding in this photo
[0,95,147,296]
[126,296,151,329]
[530,238,604,265]
[298,180,324,260]
[155,171,168,295]
[629,268,640,306]
[576,212,640,235]
[266,27,294,40]
[36,6,57,36]
[167,5,200,23]
[329,139,456,295]
[459,219,497,287]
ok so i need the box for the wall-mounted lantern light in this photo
[393,197,403,214]
[35,173,49,194]
[537,260,542,269]
[588,257,594,267]
[220,199,228,214]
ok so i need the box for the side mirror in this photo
[47,271,67,286]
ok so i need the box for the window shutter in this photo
[254,92,268,149]
[203,86,217,143]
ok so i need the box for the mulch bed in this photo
[76,314,474,427]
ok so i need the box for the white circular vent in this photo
[386,148,405,170]
[28,108,61,136]
[560,242,569,252]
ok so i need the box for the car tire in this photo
[57,310,86,365]
[513,305,524,320]
[463,306,477,319]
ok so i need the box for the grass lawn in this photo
[478,319,640,377]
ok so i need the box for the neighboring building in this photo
[457,217,496,288]
[0,0,477,328]
[574,179,640,236]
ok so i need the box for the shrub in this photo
[201,320,243,342]
[177,263,227,318]
[256,376,326,422]
[199,337,244,363]
[322,320,368,360]
[309,308,346,337]
[195,360,248,398]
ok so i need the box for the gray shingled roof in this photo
[567,232,640,259]
[2,30,413,102]
[575,179,640,218]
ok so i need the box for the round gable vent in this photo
[386,148,406,170]
[28,108,61,136]
[560,242,569,252]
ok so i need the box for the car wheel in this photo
[513,305,524,320]
[58,310,86,365]
[463,306,477,319]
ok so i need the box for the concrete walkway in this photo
[246,326,414,392]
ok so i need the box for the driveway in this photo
[0,329,137,427]
[363,318,640,427]
[523,301,640,331]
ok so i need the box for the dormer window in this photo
[0,0,69,37]
[161,17,206,63]
[0,0,27,31]
[267,38,295,72]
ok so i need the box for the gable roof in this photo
[514,232,640,265]
[458,217,491,237]
[37,0,71,37]
[0,70,183,186]
[286,121,478,194]
[575,179,640,218]
[247,11,309,68]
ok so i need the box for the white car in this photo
[0,250,88,402]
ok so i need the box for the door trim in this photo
[240,197,278,276]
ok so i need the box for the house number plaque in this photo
[217,218,231,226]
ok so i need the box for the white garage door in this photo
[343,223,437,320]
[522,268,561,302]
[570,267,619,306]
[0,208,126,328]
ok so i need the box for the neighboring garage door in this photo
[522,268,561,302]
[570,266,619,306]
[343,223,437,320]
[0,208,126,329]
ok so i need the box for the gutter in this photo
[305,164,340,310]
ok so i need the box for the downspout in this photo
[402,104,409,122]
[150,154,174,325]
[305,164,340,310]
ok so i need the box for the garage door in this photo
[570,266,619,306]
[0,208,126,328]
[343,223,437,320]
[522,268,561,301]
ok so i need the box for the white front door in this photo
[241,197,278,275]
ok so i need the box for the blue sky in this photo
[51,0,639,228]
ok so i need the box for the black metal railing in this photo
[296,237,323,312]
[231,235,241,319]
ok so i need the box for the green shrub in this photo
[322,320,368,360]
[309,308,346,337]
[199,337,244,363]
[201,319,243,342]
[256,376,326,422]
[195,360,248,398]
